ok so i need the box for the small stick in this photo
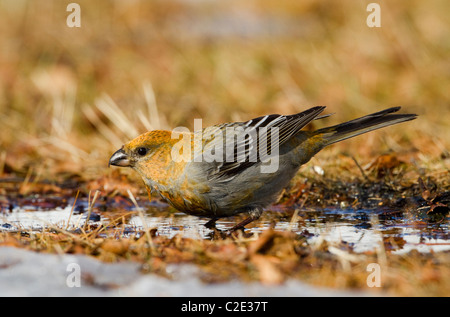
[127,189,154,251]
[83,190,100,231]
[351,156,369,181]
[65,190,80,230]
[287,193,307,232]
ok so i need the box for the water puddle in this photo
[2,202,448,254]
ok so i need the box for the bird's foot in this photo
[204,218,218,229]
[228,210,261,233]
[204,210,261,239]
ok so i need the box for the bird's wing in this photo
[196,106,326,181]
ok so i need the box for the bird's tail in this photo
[316,107,417,146]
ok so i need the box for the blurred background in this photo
[0,0,448,182]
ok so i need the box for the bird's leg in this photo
[229,209,262,232]
[229,217,255,232]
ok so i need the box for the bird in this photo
[109,106,417,231]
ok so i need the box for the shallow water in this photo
[2,203,448,254]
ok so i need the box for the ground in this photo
[0,0,449,296]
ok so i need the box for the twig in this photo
[287,194,307,231]
[65,190,80,230]
[351,156,369,181]
[89,211,137,238]
[48,225,96,248]
[127,189,154,251]
[83,190,100,231]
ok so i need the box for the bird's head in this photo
[108,130,173,169]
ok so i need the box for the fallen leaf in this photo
[250,254,284,285]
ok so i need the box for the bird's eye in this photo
[137,147,148,156]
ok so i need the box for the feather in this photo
[203,106,326,181]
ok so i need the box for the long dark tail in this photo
[316,107,417,146]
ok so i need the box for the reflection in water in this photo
[128,206,449,254]
[1,204,449,254]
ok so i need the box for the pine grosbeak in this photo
[109,106,416,230]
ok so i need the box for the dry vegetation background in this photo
[0,0,449,296]
[0,0,448,182]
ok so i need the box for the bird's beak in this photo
[109,148,131,167]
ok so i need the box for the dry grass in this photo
[0,0,448,176]
[0,0,449,296]
[1,219,449,296]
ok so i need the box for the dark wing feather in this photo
[203,106,326,181]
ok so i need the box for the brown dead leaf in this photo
[250,254,284,285]
[248,228,276,254]
[420,261,442,283]
[163,246,196,262]
[205,243,246,263]
[100,239,130,256]
[0,236,22,248]
[383,236,406,251]
[368,154,403,178]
